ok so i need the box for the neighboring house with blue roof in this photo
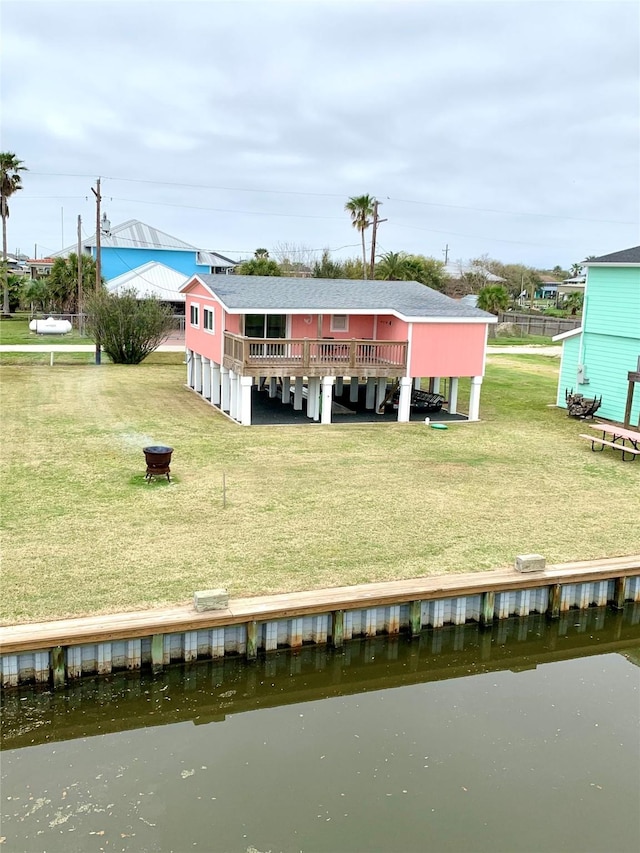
[53,217,237,282]
[554,245,640,424]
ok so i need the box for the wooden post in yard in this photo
[76,215,83,335]
[623,371,639,429]
[369,200,387,280]
[91,177,102,365]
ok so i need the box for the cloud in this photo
[2,0,638,265]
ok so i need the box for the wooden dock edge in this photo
[1,555,639,687]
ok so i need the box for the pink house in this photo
[181,275,496,426]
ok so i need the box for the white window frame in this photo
[330,314,349,333]
[203,306,214,334]
[190,302,200,328]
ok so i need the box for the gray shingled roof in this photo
[587,246,640,264]
[192,275,495,320]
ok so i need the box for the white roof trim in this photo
[552,327,583,342]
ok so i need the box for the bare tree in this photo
[272,242,315,277]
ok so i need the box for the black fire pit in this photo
[143,445,174,482]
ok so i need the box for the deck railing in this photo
[223,334,408,377]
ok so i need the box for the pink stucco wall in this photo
[184,280,225,362]
[375,315,408,341]
[409,323,487,376]
[226,314,241,334]
[289,314,376,339]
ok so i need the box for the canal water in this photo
[2,608,639,853]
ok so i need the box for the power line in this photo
[28,172,345,200]
[27,171,636,225]
[67,195,594,248]
[108,197,345,221]
[392,222,555,248]
[386,196,634,226]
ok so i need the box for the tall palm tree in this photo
[345,194,375,280]
[1,152,28,315]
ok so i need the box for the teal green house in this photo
[555,245,640,424]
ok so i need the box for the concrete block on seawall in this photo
[514,554,546,573]
[194,589,229,611]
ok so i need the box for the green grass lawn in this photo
[490,334,560,346]
[1,353,637,624]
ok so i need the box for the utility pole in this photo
[369,200,387,280]
[91,178,101,364]
[76,215,83,336]
[443,244,449,265]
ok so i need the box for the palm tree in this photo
[477,284,509,315]
[345,194,375,280]
[1,152,28,315]
[564,292,584,316]
[375,251,408,280]
[570,263,583,278]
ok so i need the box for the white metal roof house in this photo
[106,261,189,304]
[443,261,505,283]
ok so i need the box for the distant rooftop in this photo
[53,219,198,256]
[443,262,505,283]
[51,219,238,265]
[586,246,640,264]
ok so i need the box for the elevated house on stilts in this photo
[181,275,496,426]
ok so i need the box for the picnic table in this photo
[580,422,640,462]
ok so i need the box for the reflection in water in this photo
[2,607,639,853]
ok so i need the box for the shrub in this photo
[85,288,173,364]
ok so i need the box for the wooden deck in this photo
[222,333,408,378]
[1,555,638,655]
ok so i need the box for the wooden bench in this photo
[580,434,640,461]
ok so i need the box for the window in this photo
[330,314,349,332]
[190,303,199,327]
[203,307,214,333]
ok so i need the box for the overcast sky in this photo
[2,0,639,269]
